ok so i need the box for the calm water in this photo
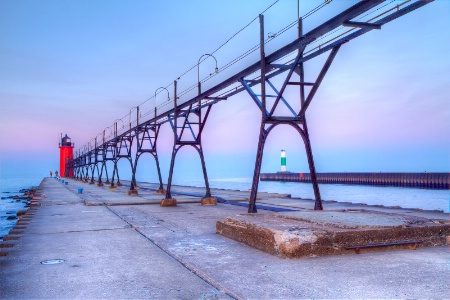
[0,174,43,239]
[204,176,449,213]
[1,172,448,239]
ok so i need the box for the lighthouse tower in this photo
[280,149,287,172]
[59,134,74,178]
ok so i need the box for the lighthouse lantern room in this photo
[59,134,74,178]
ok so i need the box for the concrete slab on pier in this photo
[217,211,449,258]
[1,178,449,299]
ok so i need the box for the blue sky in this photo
[0,0,449,181]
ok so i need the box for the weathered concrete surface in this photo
[0,179,230,299]
[1,177,449,299]
[216,212,449,258]
[79,184,200,206]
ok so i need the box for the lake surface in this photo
[0,174,43,239]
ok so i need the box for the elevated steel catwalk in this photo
[124,0,429,128]
[71,0,434,211]
[79,1,430,140]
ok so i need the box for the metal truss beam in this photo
[342,21,381,30]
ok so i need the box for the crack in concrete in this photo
[27,226,131,235]
[106,206,240,300]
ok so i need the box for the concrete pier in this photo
[1,178,449,299]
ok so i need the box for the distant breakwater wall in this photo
[260,172,449,190]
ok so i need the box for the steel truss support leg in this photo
[164,146,178,201]
[128,157,138,196]
[115,162,122,186]
[131,157,138,189]
[245,16,340,212]
[248,121,268,213]
[97,163,104,187]
[197,145,212,198]
[84,166,90,182]
[162,80,216,206]
[248,13,268,213]
[131,151,165,195]
[114,136,133,193]
[164,143,215,201]
[129,158,136,191]
[163,115,216,205]
[152,153,165,194]
[108,161,119,190]
[134,124,165,194]
[162,80,177,204]
[302,120,322,210]
[104,163,110,184]
[161,145,180,207]
[248,120,323,212]
[89,165,96,184]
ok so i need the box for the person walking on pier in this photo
[50,171,53,178]
[55,171,58,178]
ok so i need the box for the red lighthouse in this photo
[59,134,74,178]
